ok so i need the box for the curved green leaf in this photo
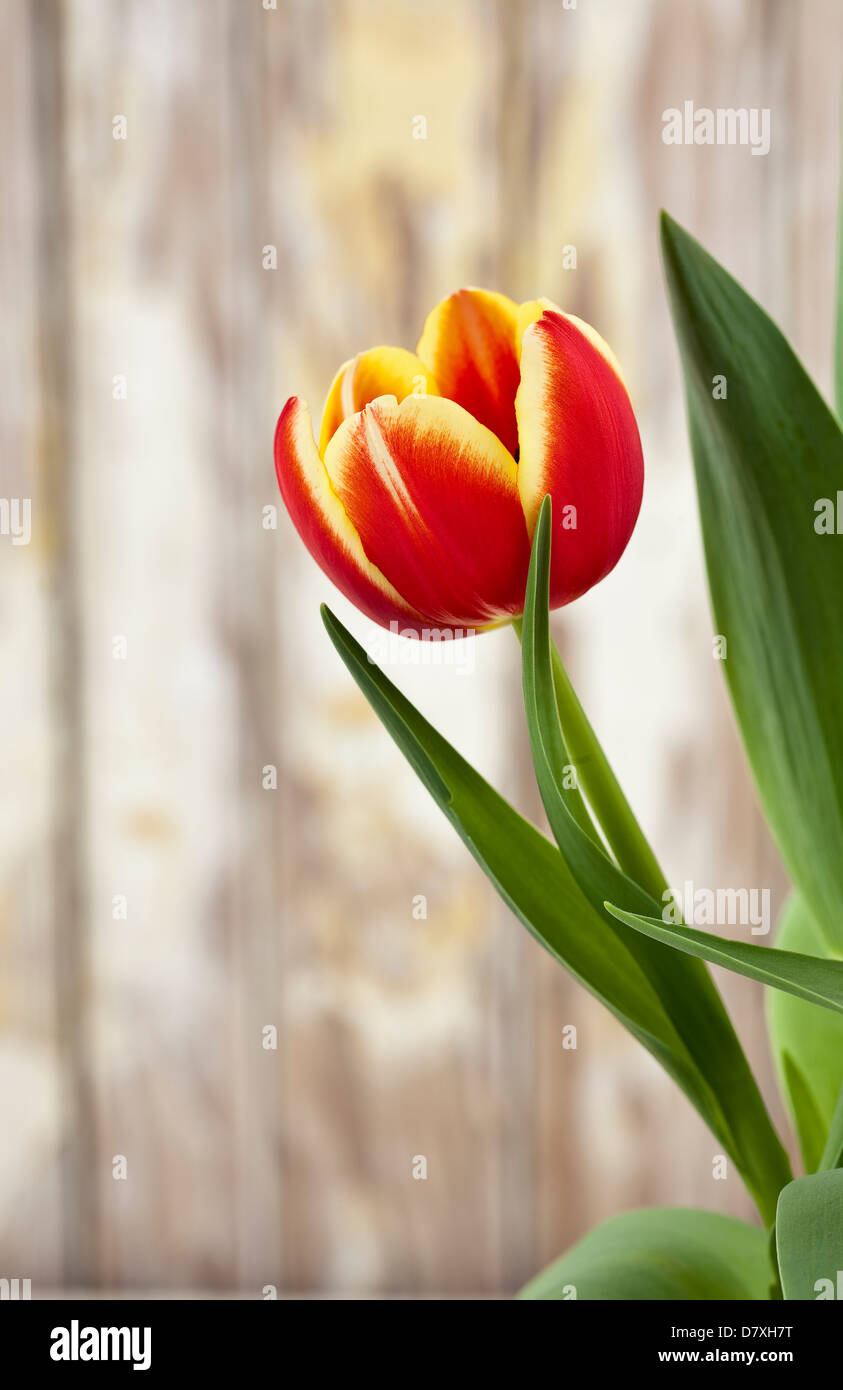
[322,605,791,1220]
[661,212,843,954]
[776,1169,843,1299]
[519,1207,770,1301]
[517,503,667,901]
[767,894,843,1171]
[521,497,790,1221]
[606,903,843,1016]
[321,607,680,1043]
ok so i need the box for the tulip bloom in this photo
[275,289,643,634]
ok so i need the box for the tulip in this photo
[274,289,643,633]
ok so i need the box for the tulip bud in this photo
[275,288,643,633]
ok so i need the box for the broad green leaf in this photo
[661,212,843,954]
[767,894,843,1171]
[606,903,843,1014]
[776,1169,843,1299]
[322,605,789,1221]
[519,1207,770,1301]
[521,497,790,1220]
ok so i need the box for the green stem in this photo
[514,619,669,903]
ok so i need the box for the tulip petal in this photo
[324,394,531,628]
[275,396,427,631]
[416,288,522,456]
[516,296,560,339]
[319,346,440,455]
[516,311,644,606]
[517,300,628,387]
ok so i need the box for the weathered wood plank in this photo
[1,0,839,1294]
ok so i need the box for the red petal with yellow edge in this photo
[274,396,428,632]
[516,311,643,607]
[416,289,522,456]
[319,346,439,455]
[324,394,530,629]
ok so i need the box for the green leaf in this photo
[661,212,843,954]
[820,1083,843,1172]
[780,1053,828,1176]
[521,497,790,1221]
[322,605,790,1221]
[776,1169,843,1299]
[518,1207,771,1301]
[517,500,667,902]
[767,894,843,1172]
[321,608,676,1042]
[519,498,664,918]
[606,903,843,1017]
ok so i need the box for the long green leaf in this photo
[661,212,843,954]
[519,1207,770,1301]
[767,894,843,1172]
[606,904,843,1017]
[522,497,790,1218]
[820,1084,843,1172]
[776,1169,843,1299]
[321,607,677,1042]
[780,1054,828,1176]
[322,606,792,1219]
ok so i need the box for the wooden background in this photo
[1,0,840,1295]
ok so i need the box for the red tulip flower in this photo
[274,289,643,634]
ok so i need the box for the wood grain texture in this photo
[0,0,839,1294]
